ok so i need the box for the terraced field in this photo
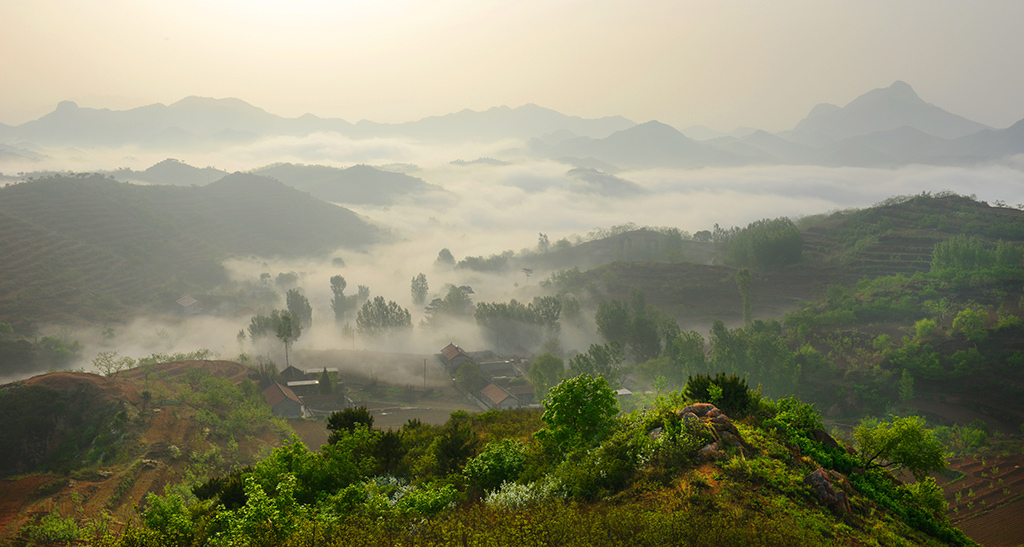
[941,454,1024,547]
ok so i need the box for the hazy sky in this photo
[3,0,1023,131]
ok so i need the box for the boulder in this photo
[679,403,747,460]
[810,429,842,452]
[805,468,852,515]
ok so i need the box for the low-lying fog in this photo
[13,133,1024,382]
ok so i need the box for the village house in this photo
[480,383,519,410]
[439,343,473,371]
[261,382,309,419]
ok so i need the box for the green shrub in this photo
[683,373,751,415]
[464,438,528,494]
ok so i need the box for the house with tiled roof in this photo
[480,383,519,410]
[261,382,309,419]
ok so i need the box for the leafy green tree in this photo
[356,296,412,337]
[286,288,313,328]
[953,307,988,344]
[528,353,565,401]
[538,374,619,452]
[854,415,947,481]
[411,273,429,305]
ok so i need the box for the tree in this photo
[735,268,752,326]
[319,368,333,395]
[464,438,527,493]
[411,273,429,305]
[568,342,624,386]
[854,415,947,481]
[729,217,802,268]
[595,299,631,347]
[628,289,661,362]
[356,296,412,337]
[455,362,488,392]
[276,311,301,367]
[538,374,619,452]
[528,353,565,401]
[327,406,374,443]
[286,289,313,328]
[330,275,350,322]
[436,248,456,267]
[537,233,550,253]
[93,351,136,378]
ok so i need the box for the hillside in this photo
[2,378,980,546]
[0,360,291,538]
[0,174,384,322]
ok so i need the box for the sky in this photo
[2,0,1024,133]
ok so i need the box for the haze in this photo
[3,0,1024,132]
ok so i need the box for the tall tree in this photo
[286,288,313,328]
[411,273,429,305]
[330,275,349,322]
[276,310,301,368]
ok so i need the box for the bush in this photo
[464,438,528,494]
[683,373,751,416]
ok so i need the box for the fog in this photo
[11,133,1024,383]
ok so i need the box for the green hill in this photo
[0,173,384,322]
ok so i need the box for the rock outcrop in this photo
[805,468,852,515]
[679,403,746,460]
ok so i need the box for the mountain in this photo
[0,174,384,322]
[353,103,635,141]
[7,100,633,148]
[253,163,445,205]
[681,125,758,141]
[537,120,750,169]
[113,158,229,186]
[953,117,1024,158]
[9,97,352,147]
[785,81,990,145]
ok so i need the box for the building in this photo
[480,383,519,410]
[262,382,309,419]
[439,343,473,371]
[176,295,199,314]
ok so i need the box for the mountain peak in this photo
[55,100,79,111]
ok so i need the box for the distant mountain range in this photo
[111,159,446,206]
[2,81,1022,169]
